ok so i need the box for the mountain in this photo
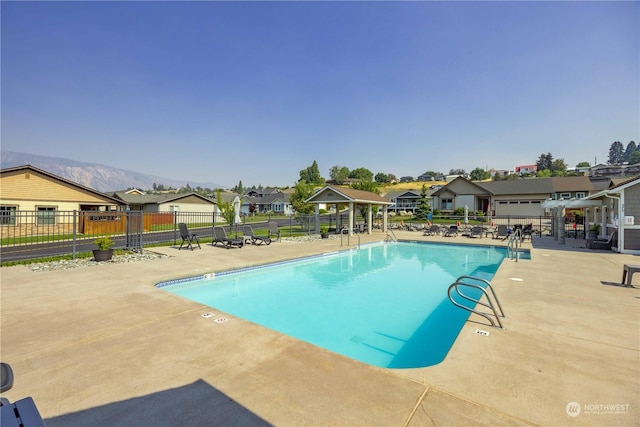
[0,151,227,192]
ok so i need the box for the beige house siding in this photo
[1,170,113,206]
[156,202,216,214]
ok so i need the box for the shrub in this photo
[94,236,115,251]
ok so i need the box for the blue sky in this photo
[2,1,638,188]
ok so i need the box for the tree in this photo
[576,161,590,167]
[232,180,244,194]
[469,167,490,181]
[625,141,638,162]
[215,189,235,225]
[329,165,349,184]
[550,159,567,176]
[289,181,315,215]
[537,169,552,178]
[374,172,389,183]
[536,153,553,171]
[414,184,430,221]
[608,141,625,164]
[449,168,465,176]
[629,150,640,165]
[348,167,374,182]
[299,161,325,185]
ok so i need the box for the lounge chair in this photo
[444,225,458,237]
[586,231,617,250]
[469,226,483,238]
[423,224,441,236]
[0,362,46,425]
[268,221,281,242]
[521,223,534,241]
[178,223,201,250]
[243,225,271,246]
[212,226,244,249]
[494,225,509,240]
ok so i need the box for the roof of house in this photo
[549,176,595,192]
[383,189,422,199]
[112,191,215,205]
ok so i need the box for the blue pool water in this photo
[158,241,512,368]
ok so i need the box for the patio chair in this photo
[243,225,271,246]
[444,225,458,237]
[268,221,281,242]
[469,226,483,238]
[494,225,509,240]
[586,231,617,250]
[212,226,244,249]
[0,362,47,426]
[178,223,201,250]
[521,223,534,241]
[423,224,441,236]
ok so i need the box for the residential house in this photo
[243,187,293,215]
[0,165,124,237]
[383,189,426,214]
[432,176,605,217]
[590,163,640,178]
[514,164,537,175]
[111,189,217,214]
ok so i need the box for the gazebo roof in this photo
[305,185,393,205]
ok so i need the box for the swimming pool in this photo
[158,241,510,368]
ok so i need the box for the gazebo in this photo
[305,185,394,235]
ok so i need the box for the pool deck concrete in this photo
[1,232,638,426]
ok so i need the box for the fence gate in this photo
[126,211,143,252]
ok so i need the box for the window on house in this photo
[576,192,586,199]
[37,207,56,225]
[0,206,17,225]
[560,193,571,199]
[169,205,179,212]
[441,198,453,210]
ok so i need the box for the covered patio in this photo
[305,185,393,235]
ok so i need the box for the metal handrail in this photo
[340,228,361,248]
[386,228,397,243]
[447,275,505,329]
[507,229,522,261]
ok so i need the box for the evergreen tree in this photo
[299,161,325,185]
[608,141,625,164]
[415,184,431,221]
[624,141,638,162]
[536,153,553,171]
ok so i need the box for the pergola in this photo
[305,185,394,235]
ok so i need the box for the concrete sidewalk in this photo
[1,232,638,426]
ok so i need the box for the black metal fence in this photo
[0,210,321,263]
[0,210,583,263]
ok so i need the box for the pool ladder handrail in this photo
[507,229,522,262]
[386,228,397,243]
[447,275,506,329]
[340,228,361,249]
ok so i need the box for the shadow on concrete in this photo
[45,379,272,427]
[530,235,589,252]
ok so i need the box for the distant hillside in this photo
[0,151,226,192]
